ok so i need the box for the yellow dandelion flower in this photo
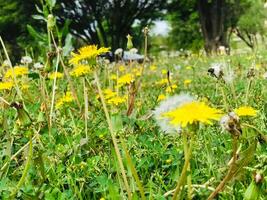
[119,65,126,72]
[107,96,126,106]
[69,45,110,65]
[185,66,192,70]
[166,86,172,93]
[132,68,142,77]
[150,65,157,71]
[56,91,74,109]
[184,79,192,86]
[0,82,14,90]
[4,66,28,79]
[161,69,167,75]
[48,72,64,80]
[234,106,257,117]
[157,94,166,101]
[70,64,91,77]
[156,78,168,85]
[103,88,116,99]
[110,74,117,80]
[117,73,133,87]
[163,101,222,127]
[171,84,178,89]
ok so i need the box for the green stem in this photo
[10,136,33,199]
[94,71,132,199]
[219,85,229,111]
[245,79,252,105]
[172,132,192,200]
[120,139,146,200]
[83,77,88,139]
[207,137,238,200]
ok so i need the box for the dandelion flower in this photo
[184,79,192,86]
[110,74,117,80]
[234,106,257,117]
[56,91,74,109]
[69,45,109,65]
[0,82,14,90]
[48,72,64,80]
[150,65,157,71]
[4,66,28,79]
[163,101,222,128]
[70,64,91,77]
[107,96,126,106]
[119,65,126,72]
[103,88,116,99]
[117,74,133,87]
[161,69,167,75]
[153,94,195,134]
[157,94,166,102]
[156,78,168,85]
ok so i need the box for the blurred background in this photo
[1,0,267,60]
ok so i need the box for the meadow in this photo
[0,28,266,200]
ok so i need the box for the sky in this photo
[151,20,171,36]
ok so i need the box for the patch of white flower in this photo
[129,48,138,54]
[263,72,267,79]
[153,93,194,134]
[33,62,44,69]
[114,48,123,56]
[3,60,11,67]
[21,56,33,64]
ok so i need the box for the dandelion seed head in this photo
[20,56,33,64]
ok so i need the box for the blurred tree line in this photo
[0,0,266,60]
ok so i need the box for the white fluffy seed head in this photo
[114,48,123,56]
[34,62,44,69]
[129,48,138,54]
[21,56,33,64]
[153,93,194,134]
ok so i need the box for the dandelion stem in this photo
[83,77,88,139]
[172,132,192,200]
[49,51,60,127]
[10,136,33,199]
[94,71,132,199]
[245,79,252,105]
[207,136,238,200]
[120,139,146,200]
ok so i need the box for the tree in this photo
[0,0,39,60]
[57,0,167,50]
[235,0,266,49]
[167,0,203,52]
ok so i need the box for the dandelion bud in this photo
[254,172,264,184]
[47,14,55,30]
[220,112,242,137]
[11,102,32,127]
[247,68,256,79]
[126,34,133,50]
[143,26,149,37]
